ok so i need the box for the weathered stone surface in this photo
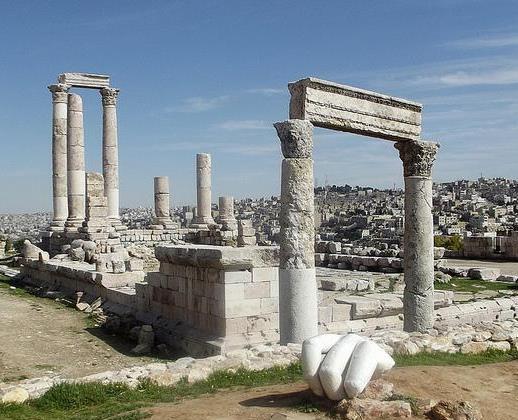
[58,72,110,88]
[428,400,482,420]
[468,268,501,281]
[274,119,313,158]
[396,140,439,333]
[337,398,412,419]
[288,77,421,142]
[1,387,30,403]
[194,153,215,225]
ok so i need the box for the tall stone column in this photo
[65,93,86,229]
[194,153,215,226]
[274,119,318,344]
[152,176,175,229]
[100,87,120,225]
[218,196,237,230]
[48,83,69,229]
[395,139,439,332]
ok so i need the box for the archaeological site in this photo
[1,4,518,419]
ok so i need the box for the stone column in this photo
[152,176,175,229]
[48,83,69,229]
[274,119,318,344]
[194,153,215,225]
[395,139,439,333]
[218,196,237,230]
[100,87,120,225]
[65,93,86,229]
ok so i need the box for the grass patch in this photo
[394,348,518,367]
[0,274,34,299]
[1,348,517,419]
[435,277,518,294]
[0,363,303,420]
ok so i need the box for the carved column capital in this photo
[395,140,439,178]
[48,83,70,103]
[274,119,313,158]
[100,87,119,106]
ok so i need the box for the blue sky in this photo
[1,1,517,212]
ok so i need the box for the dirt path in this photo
[147,361,518,420]
[0,283,157,383]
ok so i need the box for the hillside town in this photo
[2,177,517,255]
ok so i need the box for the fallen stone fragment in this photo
[337,398,412,419]
[357,379,394,400]
[428,400,482,420]
[467,268,500,281]
[75,302,91,312]
[1,387,30,403]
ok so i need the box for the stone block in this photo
[251,267,278,282]
[260,297,279,314]
[244,282,270,299]
[221,270,252,284]
[289,77,421,141]
[318,306,332,324]
[224,298,261,318]
[468,268,501,281]
[332,303,352,321]
[223,283,245,302]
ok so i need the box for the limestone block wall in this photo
[119,229,180,247]
[20,258,144,306]
[463,236,495,259]
[136,245,279,355]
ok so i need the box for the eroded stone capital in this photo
[100,87,119,106]
[395,140,439,178]
[274,119,313,158]
[48,83,70,103]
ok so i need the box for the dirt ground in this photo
[447,258,518,275]
[146,361,518,420]
[0,284,158,383]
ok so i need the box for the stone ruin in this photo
[19,74,518,358]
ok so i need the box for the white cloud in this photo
[165,95,230,113]
[448,34,518,49]
[245,88,285,96]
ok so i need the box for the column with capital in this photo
[395,139,439,332]
[100,87,121,226]
[193,153,215,226]
[48,83,69,229]
[274,119,318,345]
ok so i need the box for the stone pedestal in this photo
[218,196,237,231]
[193,153,215,226]
[274,119,318,344]
[100,87,120,225]
[237,219,256,246]
[65,93,85,230]
[151,176,176,229]
[395,140,439,333]
[82,172,109,232]
[49,84,69,229]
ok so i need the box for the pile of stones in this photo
[371,319,518,356]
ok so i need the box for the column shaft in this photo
[195,153,214,225]
[395,140,439,332]
[49,84,69,227]
[218,196,237,230]
[101,88,120,223]
[66,93,85,227]
[275,119,318,344]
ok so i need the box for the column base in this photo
[279,267,318,345]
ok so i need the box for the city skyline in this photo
[1,1,518,212]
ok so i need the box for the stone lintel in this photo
[58,73,110,89]
[288,77,422,141]
[154,244,279,269]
